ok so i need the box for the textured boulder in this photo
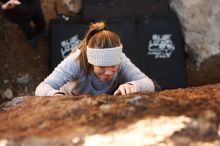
[170,0,220,66]
[1,84,220,146]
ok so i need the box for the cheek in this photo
[109,67,119,73]
[113,67,119,72]
[93,66,119,76]
[93,67,104,75]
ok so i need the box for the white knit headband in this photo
[86,45,123,66]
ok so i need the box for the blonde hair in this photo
[74,21,121,75]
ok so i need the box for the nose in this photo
[104,69,114,75]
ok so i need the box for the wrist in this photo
[126,82,138,90]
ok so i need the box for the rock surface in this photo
[170,0,220,66]
[1,84,220,146]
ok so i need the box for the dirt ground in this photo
[1,0,220,104]
[0,0,70,103]
[0,18,49,101]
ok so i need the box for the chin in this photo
[102,77,112,81]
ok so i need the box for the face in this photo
[93,65,119,81]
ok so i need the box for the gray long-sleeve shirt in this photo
[35,49,155,96]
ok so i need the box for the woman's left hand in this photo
[114,83,137,95]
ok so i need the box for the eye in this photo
[98,66,105,69]
[111,65,118,69]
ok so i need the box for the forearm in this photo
[120,54,155,92]
[35,70,70,96]
[35,82,64,96]
[35,50,80,96]
[35,66,71,96]
[128,77,155,92]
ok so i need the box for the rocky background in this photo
[171,0,220,66]
[1,0,220,101]
[1,0,220,103]
[170,0,220,86]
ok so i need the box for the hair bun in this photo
[90,21,106,31]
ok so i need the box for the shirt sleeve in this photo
[119,53,155,92]
[35,50,81,96]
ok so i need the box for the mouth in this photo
[102,76,113,81]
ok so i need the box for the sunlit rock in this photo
[1,84,220,145]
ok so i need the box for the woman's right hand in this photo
[114,83,137,95]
